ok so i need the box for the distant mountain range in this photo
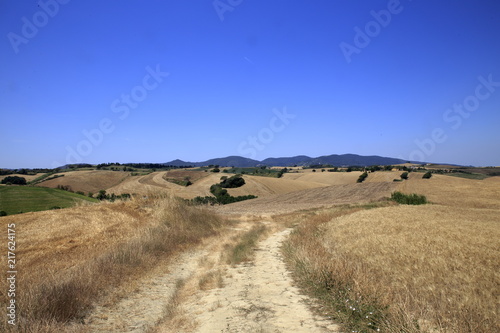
[165,154,420,168]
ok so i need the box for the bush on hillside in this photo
[422,171,432,179]
[400,172,409,180]
[1,176,27,185]
[391,191,427,205]
[357,172,368,183]
[220,175,245,188]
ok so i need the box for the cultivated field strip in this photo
[215,181,396,215]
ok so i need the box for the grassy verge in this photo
[282,206,390,333]
[442,172,489,180]
[0,194,228,332]
[225,225,267,265]
[0,186,97,215]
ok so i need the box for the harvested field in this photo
[398,174,500,209]
[226,174,328,198]
[162,170,209,184]
[282,170,403,185]
[37,170,130,194]
[215,182,397,215]
[107,172,222,199]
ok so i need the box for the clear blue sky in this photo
[1,0,499,168]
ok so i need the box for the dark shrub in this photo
[357,172,368,183]
[220,175,245,188]
[391,191,427,205]
[1,176,26,185]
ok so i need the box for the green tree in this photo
[220,175,245,188]
[96,190,108,200]
[422,171,432,179]
[1,176,27,185]
[357,172,368,183]
[400,172,409,180]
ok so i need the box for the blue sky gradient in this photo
[1,0,500,168]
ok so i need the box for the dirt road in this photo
[181,228,340,333]
[80,224,340,332]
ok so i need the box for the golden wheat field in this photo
[322,205,499,331]
[282,174,500,332]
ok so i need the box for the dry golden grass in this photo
[0,193,228,332]
[398,174,500,209]
[38,170,130,194]
[283,200,500,332]
[325,205,499,331]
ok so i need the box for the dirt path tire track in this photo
[82,249,207,333]
[177,228,340,333]
[79,223,340,333]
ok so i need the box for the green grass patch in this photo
[225,167,283,178]
[442,172,489,180]
[27,172,55,185]
[226,225,267,265]
[0,186,98,215]
[164,178,192,186]
[391,191,427,205]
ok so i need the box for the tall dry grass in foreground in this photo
[283,204,499,332]
[0,193,227,332]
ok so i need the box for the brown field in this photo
[106,171,223,198]
[218,181,396,215]
[37,170,130,194]
[162,170,209,184]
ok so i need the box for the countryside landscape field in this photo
[1,160,499,332]
[2,1,500,332]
